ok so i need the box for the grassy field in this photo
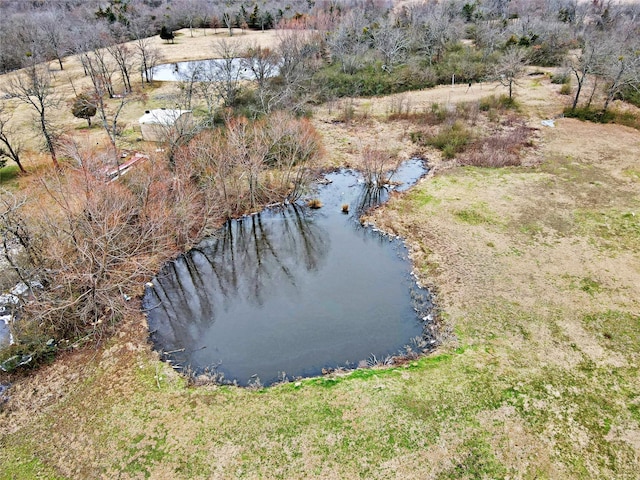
[1,32,640,479]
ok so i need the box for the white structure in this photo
[138,108,193,142]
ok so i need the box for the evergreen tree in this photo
[160,26,175,43]
[72,94,97,127]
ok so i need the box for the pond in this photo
[143,159,435,386]
[150,58,277,82]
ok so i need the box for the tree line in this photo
[0,0,314,74]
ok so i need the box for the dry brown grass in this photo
[0,28,296,167]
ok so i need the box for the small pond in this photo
[143,159,435,386]
[150,58,277,82]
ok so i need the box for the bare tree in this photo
[79,35,119,99]
[176,62,205,110]
[175,0,202,37]
[80,47,133,163]
[129,17,163,85]
[566,30,612,110]
[602,48,640,112]
[35,8,71,71]
[372,21,409,71]
[326,10,369,74]
[410,2,463,65]
[241,44,281,114]
[5,59,60,169]
[223,10,235,37]
[0,190,40,287]
[207,39,242,107]
[0,104,26,173]
[273,29,319,113]
[494,47,528,99]
[106,27,136,94]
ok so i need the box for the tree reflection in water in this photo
[144,159,433,386]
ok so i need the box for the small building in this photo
[138,108,193,142]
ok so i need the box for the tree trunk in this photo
[586,77,599,108]
[40,113,59,169]
[571,71,585,110]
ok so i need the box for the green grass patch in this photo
[622,168,640,181]
[435,436,508,479]
[453,203,496,226]
[0,163,21,186]
[574,209,640,252]
[583,310,640,358]
[519,222,543,236]
[579,277,602,296]
[407,190,442,209]
[562,274,604,296]
[0,444,67,480]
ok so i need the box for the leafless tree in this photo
[35,8,71,71]
[602,48,640,112]
[410,2,463,65]
[241,44,281,114]
[567,32,609,110]
[207,39,242,107]
[106,27,136,93]
[176,62,204,110]
[173,0,200,37]
[5,59,60,169]
[129,17,163,85]
[0,104,26,173]
[0,190,40,287]
[80,45,134,163]
[326,10,369,74]
[494,47,528,99]
[273,29,319,113]
[372,21,409,70]
[79,33,119,99]
[223,10,235,37]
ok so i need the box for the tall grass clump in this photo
[460,122,532,167]
[422,121,472,159]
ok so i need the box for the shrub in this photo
[620,87,640,108]
[425,122,472,159]
[564,106,640,130]
[479,95,519,112]
[312,61,436,99]
[0,111,324,372]
[71,93,97,127]
[563,107,615,123]
[551,73,570,84]
[559,83,571,95]
[460,122,532,168]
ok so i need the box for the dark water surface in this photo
[144,159,434,386]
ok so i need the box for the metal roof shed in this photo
[138,108,193,142]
